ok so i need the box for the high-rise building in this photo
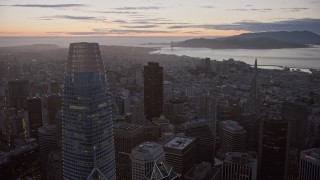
[163,81,173,101]
[144,62,163,120]
[237,113,259,152]
[246,59,260,115]
[113,122,144,180]
[283,101,309,179]
[222,152,257,180]
[283,101,308,151]
[47,150,62,180]
[62,42,116,180]
[49,81,60,94]
[27,97,42,139]
[185,161,221,180]
[38,125,58,177]
[259,116,289,180]
[9,140,42,179]
[8,80,29,109]
[163,135,197,176]
[299,148,320,180]
[145,158,180,180]
[47,94,62,124]
[220,120,246,155]
[131,141,164,180]
[185,119,215,165]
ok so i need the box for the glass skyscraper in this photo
[62,42,115,180]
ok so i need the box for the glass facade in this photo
[62,43,115,180]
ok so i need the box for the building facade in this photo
[62,42,116,179]
[144,62,163,120]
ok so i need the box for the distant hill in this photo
[176,37,306,49]
[234,31,320,45]
[175,31,320,49]
[0,44,60,53]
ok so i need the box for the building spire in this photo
[254,58,257,75]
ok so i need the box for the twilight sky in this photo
[0,0,319,36]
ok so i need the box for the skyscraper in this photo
[47,94,62,125]
[144,62,163,120]
[222,152,257,180]
[220,120,246,155]
[163,135,197,176]
[259,116,289,180]
[27,97,43,139]
[299,148,320,180]
[62,42,115,180]
[38,125,58,177]
[8,80,29,109]
[131,141,164,180]
[113,122,144,180]
[185,119,215,165]
[246,59,260,115]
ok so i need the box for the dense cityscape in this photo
[0,41,319,180]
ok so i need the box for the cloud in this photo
[11,4,87,8]
[48,29,174,35]
[201,6,215,9]
[167,18,320,34]
[37,15,106,22]
[280,8,309,12]
[122,25,158,28]
[228,8,273,12]
[95,11,138,14]
[114,6,161,10]
[112,20,128,23]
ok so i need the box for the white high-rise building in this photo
[299,148,320,180]
[131,141,164,180]
[221,120,246,155]
[222,152,257,180]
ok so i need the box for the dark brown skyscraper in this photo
[27,97,42,139]
[8,80,29,109]
[47,94,62,124]
[144,62,163,120]
[259,116,289,180]
[113,123,144,180]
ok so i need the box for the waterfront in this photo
[152,46,320,71]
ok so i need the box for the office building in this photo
[27,97,42,139]
[185,161,221,180]
[8,80,29,109]
[47,150,62,180]
[144,62,163,120]
[62,42,116,180]
[114,122,144,180]
[283,101,308,151]
[163,81,173,101]
[222,152,257,180]
[9,140,42,179]
[47,94,62,124]
[259,116,289,180]
[145,158,180,180]
[238,113,259,152]
[220,120,246,155]
[163,135,197,176]
[299,148,320,180]
[185,119,215,164]
[38,125,58,177]
[131,141,164,180]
